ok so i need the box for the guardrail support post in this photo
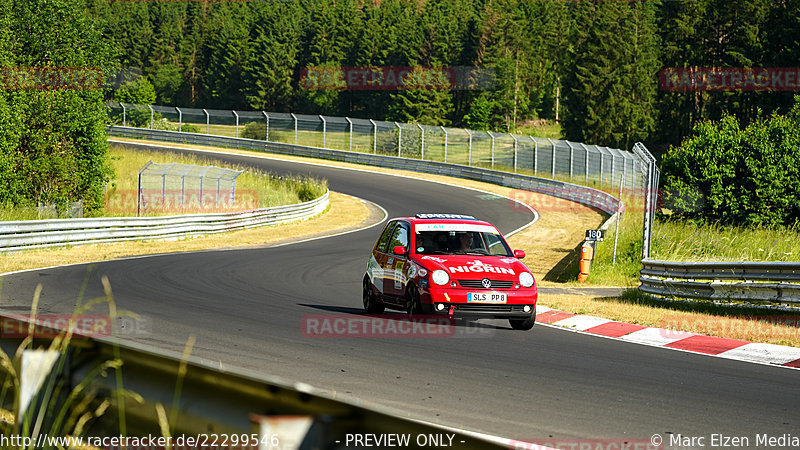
[291,113,298,144]
[233,111,239,139]
[395,122,402,157]
[370,119,377,154]
[268,111,269,142]
[417,124,425,160]
[441,126,448,163]
[149,104,155,129]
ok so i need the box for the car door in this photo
[383,221,410,302]
[370,221,397,297]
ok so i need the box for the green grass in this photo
[105,146,327,216]
[583,207,800,286]
[0,147,328,220]
[513,120,563,139]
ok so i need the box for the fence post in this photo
[489,131,495,169]
[346,117,353,151]
[417,124,425,160]
[613,169,624,265]
[567,141,575,182]
[176,107,182,133]
[149,105,154,129]
[531,136,538,175]
[137,161,152,217]
[548,138,556,179]
[441,126,448,163]
[291,113,298,144]
[233,111,239,139]
[121,103,127,127]
[396,122,402,157]
[370,119,377,154]
[320,115,327,148]
[581,143,589,184]
[511,134,518,173]
[203,109,209,134]
[466,129,473,166]
[268,111,269,142]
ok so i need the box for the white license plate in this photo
[467,292,507,303]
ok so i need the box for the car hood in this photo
[414,255,528,279]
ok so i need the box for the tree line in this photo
[90,0,799,152]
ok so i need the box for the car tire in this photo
[363,276,384,314]
[405,285,429,315]
[509,311,536,331]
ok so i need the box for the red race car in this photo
[363,214,537,330]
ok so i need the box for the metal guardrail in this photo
[0,191,329,252]
[639,259,800,304]
[108,127,625,218]
[0,314,508,449]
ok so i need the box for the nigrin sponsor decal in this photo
[447,259,515,275]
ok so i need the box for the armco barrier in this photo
[0,313,508,449]
[639,259,800,304]
[108,126,625,218]
[0,190,329,252]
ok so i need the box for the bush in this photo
[242,121,267,140]
[660,98,800,227]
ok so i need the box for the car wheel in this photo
[405,285,427,315]
[363,276,384,314]
[509,310,536,331]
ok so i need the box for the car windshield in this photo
[414,229,512,257]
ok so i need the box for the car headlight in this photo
[431,270,449,286]
[519,272,534,288]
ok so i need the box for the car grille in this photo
[458,279,514,289]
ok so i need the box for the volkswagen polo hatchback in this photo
[363,214,537,330]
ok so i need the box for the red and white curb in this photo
[536,305,800,369]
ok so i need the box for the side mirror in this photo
[393,245,407,255]
[514,249,526,259]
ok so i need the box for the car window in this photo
[415,230,512,256]
[376,222,396,253]
[387,222,409,253]
[485,233,512,256]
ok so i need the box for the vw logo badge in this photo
[481,278,492,289]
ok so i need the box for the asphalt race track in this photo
[2,146,798,443]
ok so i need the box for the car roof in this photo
[391,214,496,227]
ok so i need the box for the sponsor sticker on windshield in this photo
[415,223,498,233]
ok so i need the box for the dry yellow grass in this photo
[0,192,372,274]
[540,294,800,347]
